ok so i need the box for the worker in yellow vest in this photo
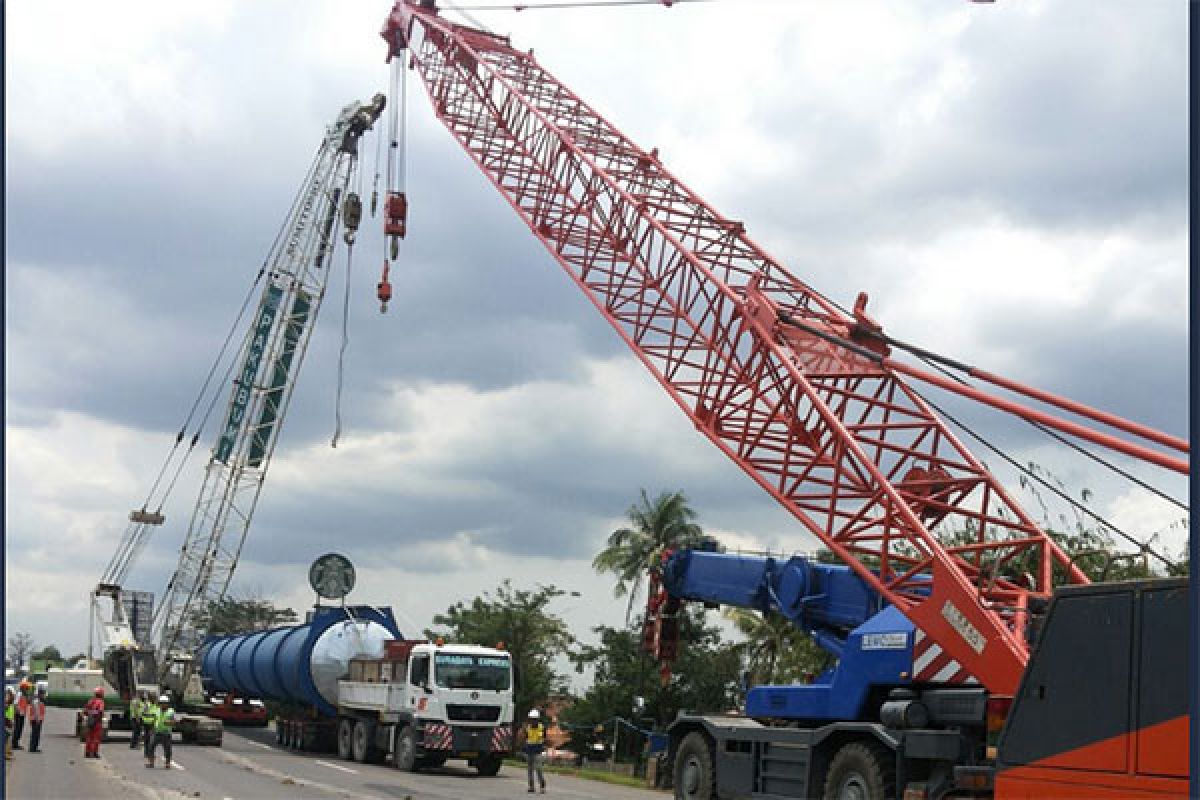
[140,696,161,762]
[522,709,547,794]
[4,688,14,761]
[146,695,175,769]
[129,692,146,749]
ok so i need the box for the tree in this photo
[30,645,63,665]
[593,489,707,623]
[566,608,742,742]
[7,633,35,669]
[425,581,576,719]
[189,594,299,638]
[724,608,831,687]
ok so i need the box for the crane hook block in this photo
[384,191,408,239]
[377,260,393,314]
[343,192,363,245]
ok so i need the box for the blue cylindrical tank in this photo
[200,606,400,717]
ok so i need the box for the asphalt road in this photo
[4,707,664,800]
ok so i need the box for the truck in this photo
[200,604,514,775]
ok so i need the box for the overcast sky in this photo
[4,1,1189,670]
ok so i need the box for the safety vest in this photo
[15,695,29,716]
[4,704,13,723]
[526,722,545,745]
[27,700,45,723]
[154,707,176,733]
[141,703,158,725]
[130,698,143,718]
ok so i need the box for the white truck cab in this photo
[335,640,514,775]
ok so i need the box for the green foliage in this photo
[565,608,741,742]
[724,608,831,687]
[425,580,576,719]
[30,645,63,664]
[592,489,707,623]
[189,594,299,637]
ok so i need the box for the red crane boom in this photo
[381,1,1185,696]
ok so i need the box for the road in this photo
[4,707,664,800]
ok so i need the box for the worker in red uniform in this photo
[82,687,106,758]
[12,680,30,749]
[27,687,47,753]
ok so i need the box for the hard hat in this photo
[94,687,105,696]
[158,695,170,704]
[528,709,540,719]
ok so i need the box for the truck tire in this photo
[352,720,375,763]
[394,725,417,772]
[674,732,716,800]
[821,741,895,800]
[475,753,503,776]
[337,718,355,761]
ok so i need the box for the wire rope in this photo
[914,388,1180,572]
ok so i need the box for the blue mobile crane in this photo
[652,543,1188,800]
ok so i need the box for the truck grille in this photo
[446,704,501,722]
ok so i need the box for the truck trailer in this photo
[200,605,514,775]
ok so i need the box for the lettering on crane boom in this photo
[942,600,987,655]
[861,632,908,650]
[216,286,283,463]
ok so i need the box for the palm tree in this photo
[726,607,833,687]
[724,608,791,686]
[592,489,706,624]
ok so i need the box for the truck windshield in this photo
[434,653,511,691]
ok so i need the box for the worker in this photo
[522,708,547,794]
[12,680,30,749]
[146,695,175,769]
[4,687,15,761]
[82,687,105,758]
[27,687,47,753]
[129,691,146,749]
[139,693,159,760]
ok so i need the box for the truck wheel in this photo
[674,732,715,800]
[475,753,503,777]
[352,720,376,763]
[821,741,894,800]
[337,718,355,761]
[393,725,417,772]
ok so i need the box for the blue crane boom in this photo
[659,546,944,721]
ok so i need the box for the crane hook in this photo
[377,260,393,313]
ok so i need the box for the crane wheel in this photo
[673,732,715,800]
[821,740,895,800]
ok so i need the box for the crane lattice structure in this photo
[381,1,1187,696]
[149,96,386,680]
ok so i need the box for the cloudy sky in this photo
[5,0,1189,670]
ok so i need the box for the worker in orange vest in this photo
[27,687,47,753]
[12,680,31,749]
[82,687,106,758]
